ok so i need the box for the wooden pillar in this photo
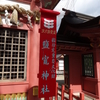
[61,85,64,100]
[94,49,100,98]
[80,92,84,100]
[55,82,58,100]
[30,0,42,12]
[69,88,73,100]
[27,0,42,100]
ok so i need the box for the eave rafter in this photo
[66,25,100,34]
[57,44,91,52]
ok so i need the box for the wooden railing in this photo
[56,70,64,75]
[49,82,84,100]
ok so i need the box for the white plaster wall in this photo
[0,0,30,10]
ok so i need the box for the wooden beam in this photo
[57,50,81,54]
[57,44,91,52]
[66,25,100,34]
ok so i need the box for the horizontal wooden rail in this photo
[57,87,61,91]
[64,97,69,100]
[72,94,80,100]
[57,93,61,96]
[55,82,84,100]
[64,90,69,94]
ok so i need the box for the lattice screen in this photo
[0,28,27,81]
[83,54,94,77]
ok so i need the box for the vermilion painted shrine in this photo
[0,0,100,100]
[57,8,100,100]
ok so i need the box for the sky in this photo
[54,0,100,31]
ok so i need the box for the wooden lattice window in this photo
[82,53,94,77]
[0,28,27,81]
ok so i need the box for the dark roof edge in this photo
[62,8,95,21]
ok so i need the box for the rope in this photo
[0,4,41,23]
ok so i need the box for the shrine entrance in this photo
[64,55,69,91]
[56,8,100,100]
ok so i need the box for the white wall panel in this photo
[0,0,30,10]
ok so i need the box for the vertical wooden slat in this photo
[10,30,13,80]
[80,92,84,100]
[55,82,58,100]
[61,85,64,100]
[17,31,20,80]
[24,31,27,80]
[2,29,6,80]
[69,88,73,100]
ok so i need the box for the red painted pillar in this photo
[69,88,73,100]
[55,82,58,100]
[80,92,84,100]
[61,85,64,100]
[31,0,42,11]
[95,49,100,98]
[27,0,42,100]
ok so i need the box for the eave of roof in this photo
[57,9,100,49]
[62,8,94,21]
[10,0,60,10]
[58,9,100,35]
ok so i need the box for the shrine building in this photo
[0,0,60,100]
[0,0,100,100]
[57,8,100,100]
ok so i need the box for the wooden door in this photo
[64,55,69,91]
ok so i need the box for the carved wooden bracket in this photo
[89,37,100,48]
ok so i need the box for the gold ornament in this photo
[17,93,21,98]
[12,94,16,99]
[0,94,4,100]
[6,94,10,100]
[22,93,26,98]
